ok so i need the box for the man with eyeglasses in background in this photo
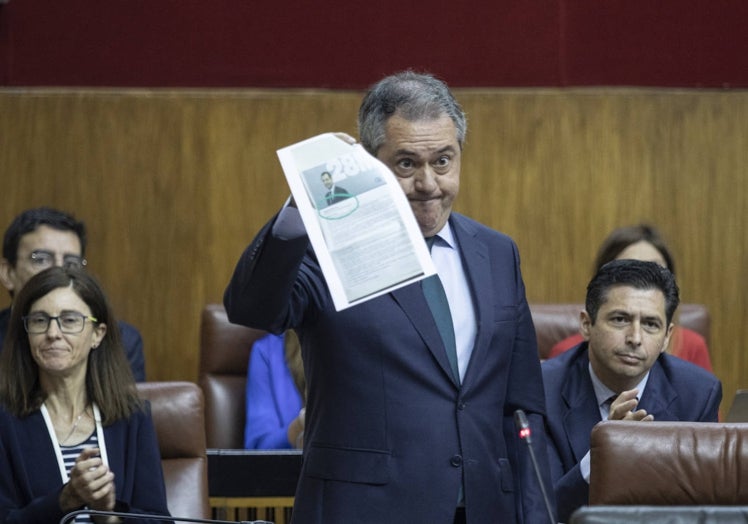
[0,207,146,381]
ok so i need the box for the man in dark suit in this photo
[0,207,146,381]
[320,170,350,206]
[224,71,555,523]
[542,259,722,522]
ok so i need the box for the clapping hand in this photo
[608,389,654,422]
[67,448,116,512]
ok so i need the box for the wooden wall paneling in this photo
[1,88,746,416]
[0,89,362,382]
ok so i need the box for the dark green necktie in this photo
[422,236,459,382]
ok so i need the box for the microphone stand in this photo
[514,409,556,524]
[59,509,273,524]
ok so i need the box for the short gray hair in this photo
[358,71,467,155]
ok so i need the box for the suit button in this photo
[450,455,463,467]
[458,402,466,410]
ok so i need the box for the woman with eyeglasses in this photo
[0,267,170,523]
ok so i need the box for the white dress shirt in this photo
[580,363,650,482]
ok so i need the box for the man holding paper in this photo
[224,71,554,524]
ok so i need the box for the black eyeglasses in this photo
[29,250,87,271]
[23,311,98,334]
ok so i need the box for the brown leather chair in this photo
[589,421,748,507]
[198,303,268,449]
[136,381,210,519]
[530,303,710,360]
[571,506,748,524]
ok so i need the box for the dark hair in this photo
[358,70,467,155]
[593,224,675,276]
[2,207,87,266]
[585,259,680,326]
[0,267,140,423]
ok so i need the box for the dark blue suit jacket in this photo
[0,404,170,523]
[324,185,350,206]
[225,212,555,524]
[0,308,145,382]
[542,343,722,522]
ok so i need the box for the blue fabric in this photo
[0,403,170,523]
[542,342,722,523]
[118,321,146,382]
[244,332,303,449]
[0,308,146,382]
[224,212,555,524]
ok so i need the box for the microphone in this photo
[514,409,555,524]
[59,509,273,524]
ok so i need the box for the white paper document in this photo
[277,133,436,311]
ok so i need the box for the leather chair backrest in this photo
[136,381,210,519]
[589,421,748,506]
[571,506,748,524]
[198,303,267,449]
[530,303,710,360]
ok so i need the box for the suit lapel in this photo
[390,214,491,388]
[561,349,602,462]
[391,283,457,385]
[638,358,679,419]
[449,216,491,388]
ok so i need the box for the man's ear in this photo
[580,310,593,340]
[0,258,16,294]
[661,322,675,354]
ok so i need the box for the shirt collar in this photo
[432,222,456,250]
[588,361,650,407]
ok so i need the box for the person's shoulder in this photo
[117,320,143,343]
[542,345,588,405]
[450,213,515,245]
[0,407,18,436]
[119,399,154,425]
[542,343,587,378]
[117,320,140,335]
[0,405,40,428]
[658,352,719,384]
[103,402,155,435]
[132,399,152,417]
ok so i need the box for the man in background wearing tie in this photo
[225,71,554,523]
[542,259,721,522]
[0,207,146,381]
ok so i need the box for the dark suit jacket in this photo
[542,343,722,522]
[0,308,145,382]
[324,185,349,206]
[225,212,555,524]
[0,403,170,523]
